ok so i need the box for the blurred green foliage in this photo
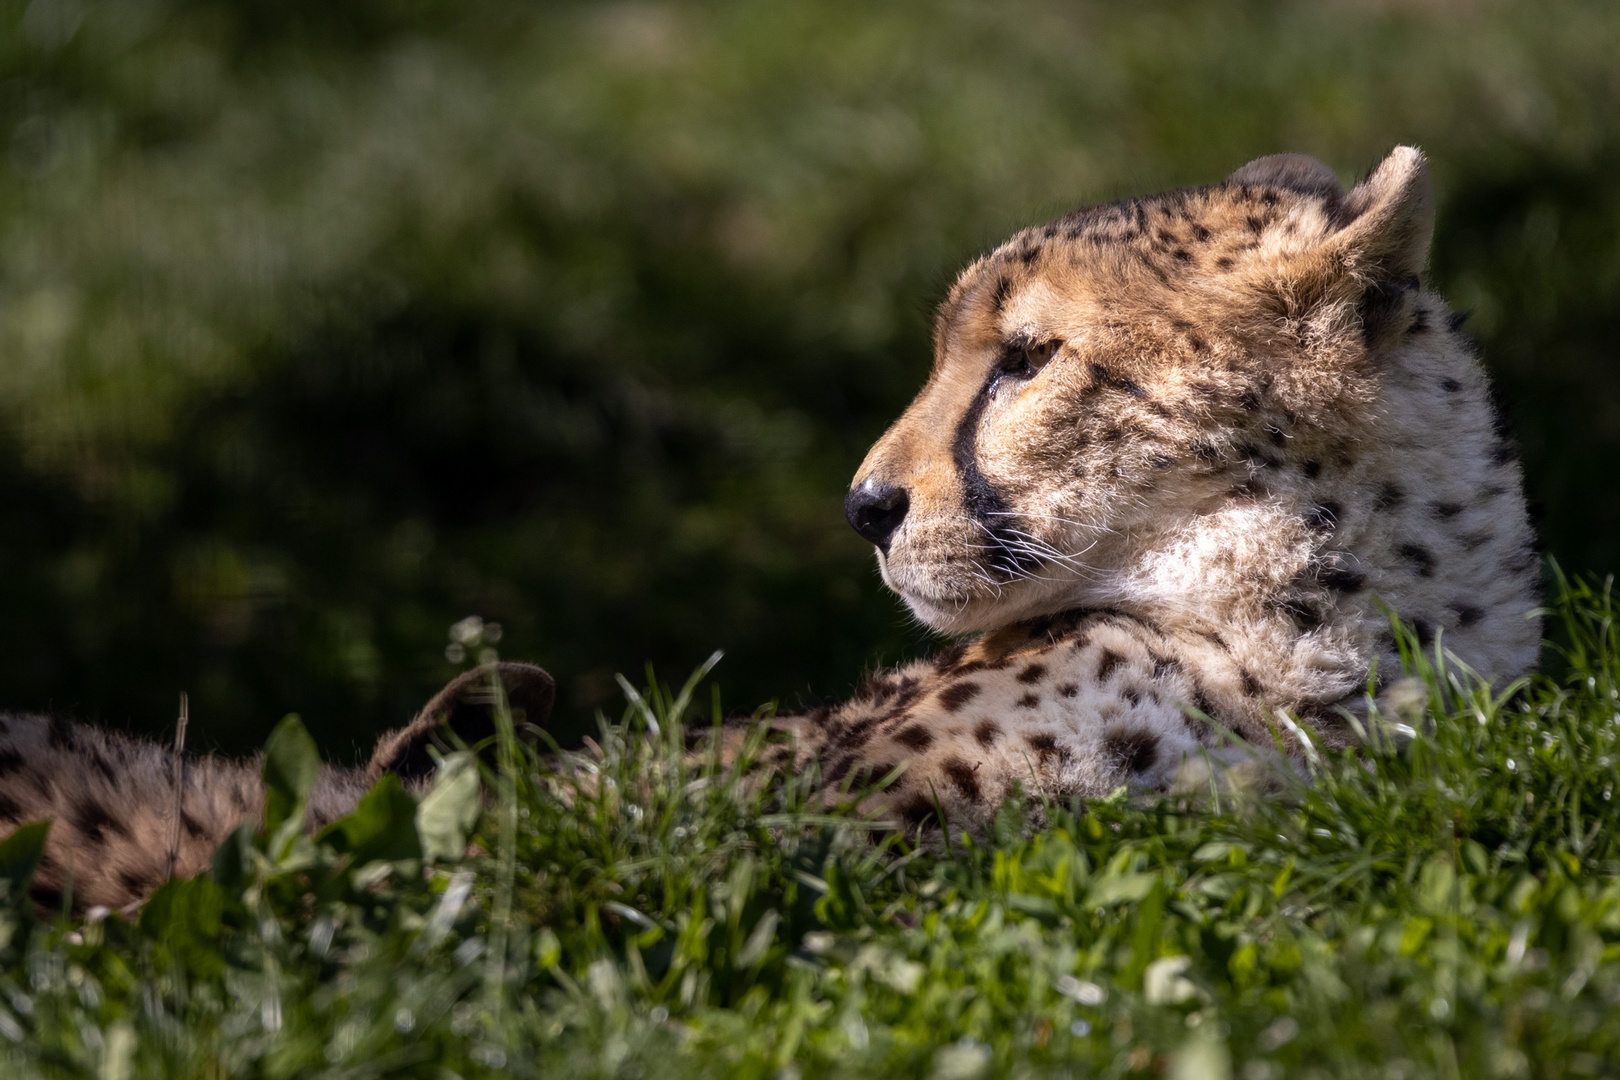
[0,0,1617,755]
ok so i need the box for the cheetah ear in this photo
[1226,153,1345,200]
[1329,146,1434,280]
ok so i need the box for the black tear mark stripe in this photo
[950,366,1042,577]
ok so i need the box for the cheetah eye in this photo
[999,338,1063,379]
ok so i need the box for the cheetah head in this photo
[847,147,1436,633]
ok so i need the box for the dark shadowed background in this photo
[1,0,1617,757]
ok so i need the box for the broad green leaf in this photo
[0,822,49,906]
[140,877,228,979]
[262,714,320,855]
[320,775,423,868]
[1087,872,1157,907]
[417,752,482,864]
[212,823,254,893]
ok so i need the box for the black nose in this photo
[845,480,910,552]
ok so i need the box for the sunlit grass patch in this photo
[4,574,1620,1077]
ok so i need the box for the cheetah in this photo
[0,146,1540,908]
[711,146,1539,831]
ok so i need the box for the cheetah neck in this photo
[1031,309,1540,696]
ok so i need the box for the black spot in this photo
[1412,618,1437,647]
[933,644,968,672]
[1216,256,1235,270]
[1431,501,1464,520]
[854,673,896,705]
[88,751,117,785]
[1192,224,1212,242]
[1373,482,1405,511]
[1173,248,1192,263]
[1306,502,1341,530]
[1017,663,1046,685]
[119,869,157,898]
[1122,687,1141,706]
[892,678,923,707]
[47,716,75,750]
[835,716,878,750]
[1057,683,1079,698]
[1025,732,1066,764]
[897,795,940,829]
[1246,215,1264,234]
[1186,682,1217,723]
[1104,729,1160,774]
[0,748,24,776]
[1440,377,1462,393]
[1116,377,1149,399]
[1451,604,1484,628]
[942,758,981,802]
[1238,389,1262,412]
[893,725,934,751]
[1239,669,1263,697]
[1302,459,1322,479]
[29,882,63,912]
[1507,546,1539,574]
[1397,543,1435,577]
[974,720,1001,746]
[1016,693,1040,709]
[1460,530,1493,552]
[1279,596,1325,630]
[1407,309,1429,336]
[938,681,982,713]
[1096,650,1126,682]
[1446,311,1471,331]
[1238,444,1281,470]
[1491,442,1516,466]
[182,811,208,839]
[990,275,1012,313]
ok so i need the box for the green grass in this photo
[5,574,1620,1078]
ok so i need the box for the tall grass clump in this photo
[2,573,1620,1077]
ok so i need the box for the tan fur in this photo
[0,148,1542,898]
